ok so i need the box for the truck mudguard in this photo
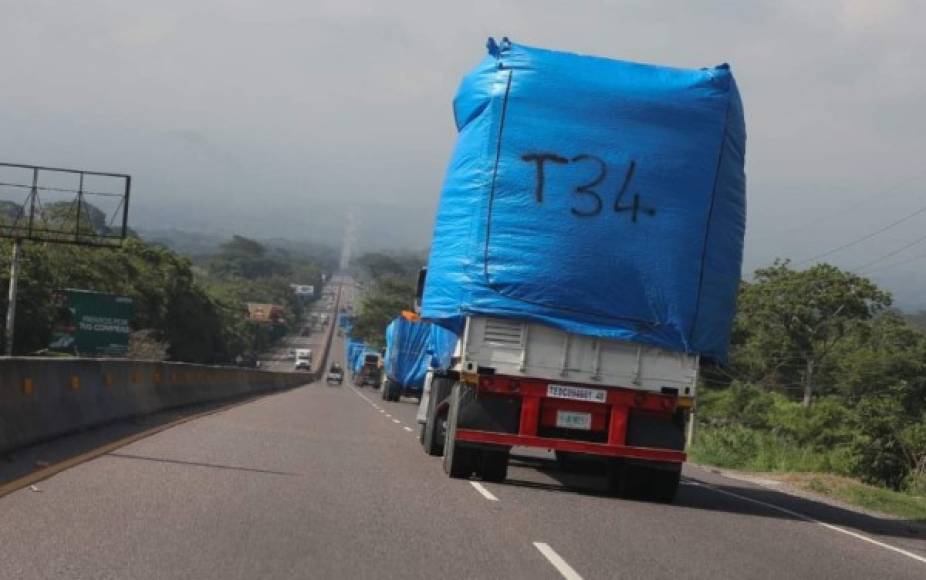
[421,38,746,361]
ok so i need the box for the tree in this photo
[351,275,416,348]
[732,261,891,406]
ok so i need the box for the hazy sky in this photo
[2,0,925,307]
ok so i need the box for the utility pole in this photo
[4,238,22,356]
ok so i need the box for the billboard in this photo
[291,284,315,297]
[49,290,134,356]
[246,303,285,323]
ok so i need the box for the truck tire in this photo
[443,383,477,479]
[381,379,391,400]
[388,381,401,402]
[422,378,453,456]
[479,449,509,483]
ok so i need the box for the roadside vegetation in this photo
[693,261,926,519]
[348,251,422,348]
[0,226,334,363]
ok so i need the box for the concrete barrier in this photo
[0,358,311,456]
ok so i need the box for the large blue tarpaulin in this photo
[347,340,366,373]
[421,38,746,361]
[384,317,431,389]
[383,316,457,389]
[383,317,459,389]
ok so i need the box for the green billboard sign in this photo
[49,289,134,357]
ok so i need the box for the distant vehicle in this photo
[294,349,312,372]
[326,363,344,385]
[355,353,382,388]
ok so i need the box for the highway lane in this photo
[261,287,336,374]
[1,336,924,578]
[373,394,926,579]
[0,339,559,580]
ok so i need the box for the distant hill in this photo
[139,228,339,268]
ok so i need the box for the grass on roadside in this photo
[689,426,926,523]
[770,473,926,523]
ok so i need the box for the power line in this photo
[751,167,926,242]
[797,202,926,265]
[858,251,926,275]
[853,232,926,273]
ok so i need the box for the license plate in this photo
[547,384,607,403]
[556,410,592,430]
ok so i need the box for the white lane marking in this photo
[403,426,414,432]
[392,419,401,424]
[349,386,379,408]
[378,409,385,414]
[385,414,392,418]
[692,480,926,566]
[533,542,582,580]
[469,481,499,502]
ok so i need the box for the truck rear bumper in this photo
[449,374,689,464]
[455,429,686,463]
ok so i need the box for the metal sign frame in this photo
[2,162,132,355]
[0,162,131,247]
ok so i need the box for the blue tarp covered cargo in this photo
[384,317,431,389]
[347,340,366,372]
[421,38,746,361]
[383,317,459,389]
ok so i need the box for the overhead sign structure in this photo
[1,162,131,355]
[48,290,134,357]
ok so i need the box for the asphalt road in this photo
[1,334,924,578]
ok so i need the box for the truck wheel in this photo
[443,383,477,479]
[423,412,444,456]
[479,449,509,483]
[381,380,390,400]
[422,378,452,456]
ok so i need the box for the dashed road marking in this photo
[469,481,499,502]
[378,409,385,414]
[403,426,413,432]
[533,542,582,580]
[385,414,392,418]
[692,480,926,566]
[392,419,401,424]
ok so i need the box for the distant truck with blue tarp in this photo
[347,339,382,388]
[414,38,746,502]
[380,312,457,402]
